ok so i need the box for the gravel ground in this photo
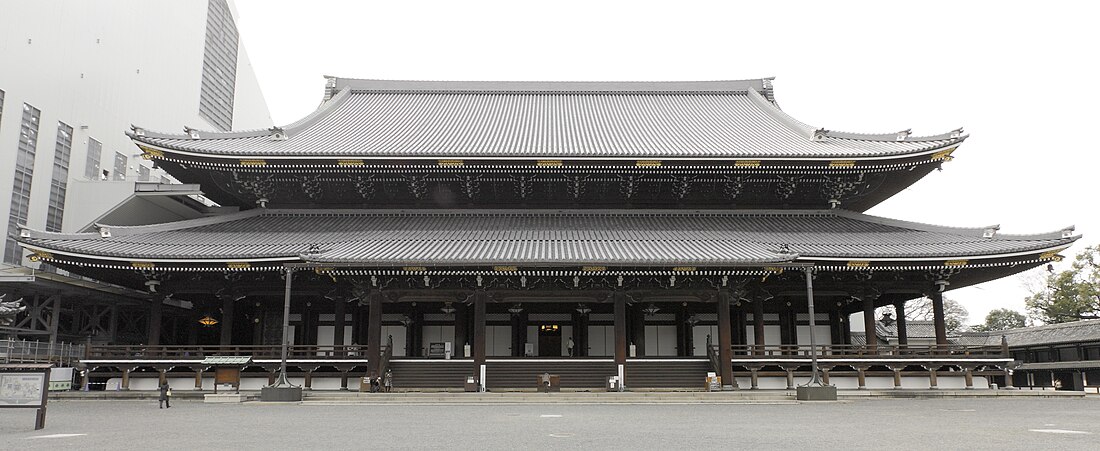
[2,398,1098,450]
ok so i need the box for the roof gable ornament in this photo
[131,125,145,137]
[1062,226,1076,238]
[982,225,1000,238]
[183,126,200,139]
[950,128,964,139]
[269,127,288,141]
[895,129,912,141]
[97,226,111,238]
[812,128,828,142]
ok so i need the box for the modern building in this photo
[0,0,270,341]
[15,78,1079,392]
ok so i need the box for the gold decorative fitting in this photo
[763,266,785,274]
[138,145,163,160]
[313,267,334,274]
[829,160,856,168]
[402,266,427,272]
[131,261,155,269]
[31,250,53,260]
[944,260,968,267]
[672,266,696,272]
[226,262,251,269]
[536,160,562,167]
[198,316,219,327]
[239,159,267,166]
[846,261,871,268]
[1040,250,1064,262]
[493,266,518,272]
[734,160,761,167]
[581,266,607,272]
[931,147,956,162]
[635,160,662,167]
[437,159,464,167]
[337,159,364,166]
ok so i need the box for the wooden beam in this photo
[717,289,734,389]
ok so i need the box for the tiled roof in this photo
[17,209,1075,266]
[131,78,965,160]
[958,320,1100,347]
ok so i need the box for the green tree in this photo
[1025,246,1100,324]
[971,308,1027,332]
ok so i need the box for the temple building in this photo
[14,78,1079,391]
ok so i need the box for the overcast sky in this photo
[233,0,1099,325]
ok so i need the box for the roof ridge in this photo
[333,78,771,93]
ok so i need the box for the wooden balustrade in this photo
[728,344,1006,359]
[85,344,371,360]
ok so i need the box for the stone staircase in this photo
[389,360,475,390]
[484,360,617,390]
[626,359,712,389]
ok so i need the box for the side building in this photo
[0,0,270,343]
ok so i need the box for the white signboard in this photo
[0,373,45,405]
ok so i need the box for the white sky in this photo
[233,0,1099,325]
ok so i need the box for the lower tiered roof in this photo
[16,209,1075,269]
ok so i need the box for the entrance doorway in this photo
[538,324,562,357]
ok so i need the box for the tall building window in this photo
[5,103,41,264]
[45,122,73,232]
[138,164,151,182]
[112,151,127,181]
[198,0,239,131]
[84,138,102,180]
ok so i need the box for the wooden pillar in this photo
[194,369,203,390]
[453,303,468,355]
[717,290,734,389]
[750,367,759,390]
[862,295,877,354]
[930,290,949,347]
[108,304,119,344]
[752,299,765,355]
[252,302,264,345]
[821,367,831,385]
[778,302,793,354]
[828,309,842,346]
[964,367,974,389]
[333,297,347,347]
[894,300,908,346]
[158,369,167,386]
[121,368,131,390]
[473,290,487,369]
[303,370,313,391]
[147,297,163,346]
[367,292,383,378]
[785,368,795,390]
[577,309,590,357]
[48,295,61,346]
[856,366,867,390]
[893,368,903,389]
[510,310,525,357]
[631,305,646,357]
[929,368,939,389]
[613,291,627,365]
[220,295,235,346]
[734,304,747,348]
[675,310,687,356]
[340,371,349,390]
[1004,368,1014,389]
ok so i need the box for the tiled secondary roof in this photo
[130,78,965,160]
[17,209,1075,266]
[956,320,1100,347]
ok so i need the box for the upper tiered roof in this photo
[129,78,965,161]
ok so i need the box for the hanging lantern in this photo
[198,315,219,327]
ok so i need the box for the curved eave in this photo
[17,241,1074,273]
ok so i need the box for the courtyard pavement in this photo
[2,398,1098,450]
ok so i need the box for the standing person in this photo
[567,337,575,357]
[383,368,393,393]
[159,381,171,409]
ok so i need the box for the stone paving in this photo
[2,397,1099,450]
